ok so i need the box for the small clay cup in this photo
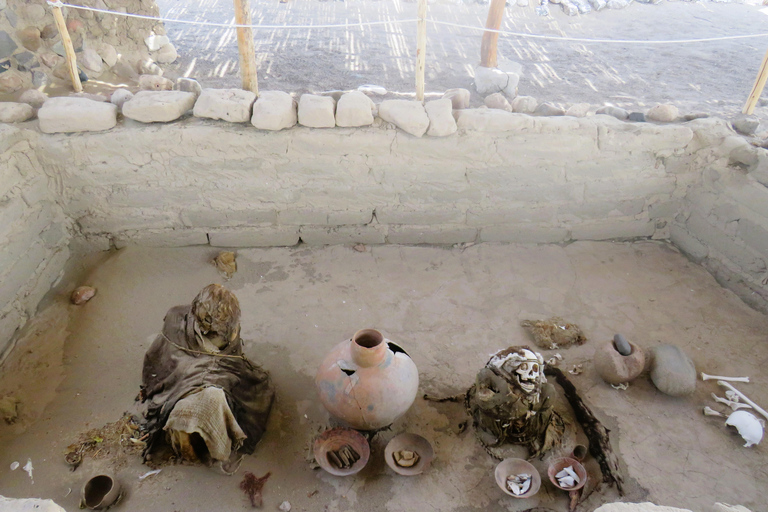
[547,457,587,492]
[571,444,588,462]
[384,433,435,476]
[594,339,646,385]
[313,427,370,476]
[494,458,541,498]
[81,474,122,510]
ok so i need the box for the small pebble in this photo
[71,286,96,305]
[279,501,291,512]
[613,333,632,356]
[627,112,646,122]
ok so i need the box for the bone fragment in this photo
[703,406,724,417]
[711,393,752,411]
[717,381,768,422]
[701,373,749,383]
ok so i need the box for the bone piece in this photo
[717,381,768,422]
[521,479,531,494]
[558,475,575,487]
[611,383,629,390]
[568,364,583,375]
[712,393,753,411]
[703,406,724,417]
[701,373,749,383]
[725,390,739,402]
[556,468,570,479]
[725,410,763,447]
[563,465,580,483]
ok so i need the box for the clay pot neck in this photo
[351,329,387,368]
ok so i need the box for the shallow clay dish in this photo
[547,457,588,492]
[494,458,541,498]
[313,427,370,476]
[384,433,435,476]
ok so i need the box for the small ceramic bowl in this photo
[384,433,435,476]
[313,427,370,476]
[547,457,587,492]
[81,474,122,510]
[494,458,541,498]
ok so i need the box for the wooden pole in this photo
[480,0,505,68]
[415,0,427,102]
[51,5,83,93]
[743,47,768,115]
[233,0,258,95]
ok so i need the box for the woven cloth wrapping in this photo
[165,386,247,461]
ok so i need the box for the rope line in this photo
[49,0,768,44]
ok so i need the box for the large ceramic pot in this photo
[315,329,419,430]
[594,338,645,385]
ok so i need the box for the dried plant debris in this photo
[393,449,420,468]
[521,317,587,350]
[213,251,237,279]
[506,473,532,495]
[327,445,360,470]
[240,471,271,508]
[64,414,143,471]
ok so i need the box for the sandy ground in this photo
[152,0,768,124]
[0,241,767,512]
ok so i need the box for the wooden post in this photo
[743,48,768,115]
[51,4,83,93]
[480,0,505,68]
[233,0,258,95]
[415,0,427,102]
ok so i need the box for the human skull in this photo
[513,349,541,394]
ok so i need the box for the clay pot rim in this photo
[81,473,122,510]
[384,432,435,476]
[494,458,542,498]
[547,457,587,492]
[352,329,384,349]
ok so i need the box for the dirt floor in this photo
[152,0,768,125]
[0,241,767,511]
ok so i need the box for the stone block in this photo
[0,102,34,123]
[0,241,47,309]
[18,89,47,109]
[442,88,470,109]
[209,227,300,247]
[386,225,477,245]
[570,219,655,240]
[596,121,693,152]
[21,178,50,206]
[327,209,374,225]
[648,199,682,220]
[109,186,200,208]
[122,91,196,123]
[686,212,767,276]
[335,91,374,127]
[251,91,297,131]
[278,209,329,226]
[114,229,209,248]
[298,94,336,128]
[0,196,26,240]
[38,97,117,133]
[378,100,429,137]
[511,96,538,114]
[23,246,69,317]
[181,208,277,228]
[737,216,768,256]
[300,225,387,245]
[138,75,174,91]
[193,88,256,123]
[467,206,556,226]
[466,165,566,189]
[584,178,676,201]
[484,93,511,111]
[425,99,457,137]
[110,88,133,110]
[480,225,569,243]
[558,199,646,221]
[456,109,535,132]
[78,210,178,234]
[474,66,518,97]
[669,224,709,262]
[565,103,591,117]
[376,207,465,225]
[646,103,679,122]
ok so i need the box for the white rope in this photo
[427,19,768,45]
[49,1,417,29]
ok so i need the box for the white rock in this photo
[596,105,629,120]
[122,91,196,123]
[279,502,291,512]
[0,102,34,123]
[456,108,533,132]
[138,58,163,76]
[442,88,470,110]
[0,496,66,512]
[18,89,48,109]
[511,96,538,114]
[38,97,117,133]
[251,91,297,131]
[357,84,387,95]
[193,88,257,123]
[474,66,519,97]
[110,88,134,110]
[647,104,679,122]
[96,43,118,67]
[79,48,103,74]
[156,43,178,64]
[139,74,173,91]
[484,93,511,111]
[425,98,457,137]
[595,504,693,512]
[175,78,203,98]
[711,504,753,512]
[298,94,336,128]
[335,91,375,127]
[145,33,170,52]
[566,103,591,117]
[378,100,429,137]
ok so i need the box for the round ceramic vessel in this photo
[313,427,371,476]
[547,457,587,492]
[594,339,646,385]
[384,433,435,476]
[315,329,419,431]
[81,474,122,510]
[494,458,541,498]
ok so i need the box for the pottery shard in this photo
[19,89,48,109]
[139,74,173,91]
[16,27,41,52]
[378,100,429,138]
[646,104,679,122]
[122,91,196,123]
[484,93,511,111]
[510,95,538,114]
[649,344,696,396]
[298,94,336,128]
[335,91,375,127]
[251,90,297,131]
[0,102,34,123]
[38,97,117,133]
[193,88,257,123]
[442,88,470,110]
[71,286,96,305]
[425,98,457,137]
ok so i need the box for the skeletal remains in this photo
[700,373,749,383]
[506,473,532,495]
[326,445,361,470]
[555,465,581,489]
[704,379,766,447]
[393,450,420,468]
